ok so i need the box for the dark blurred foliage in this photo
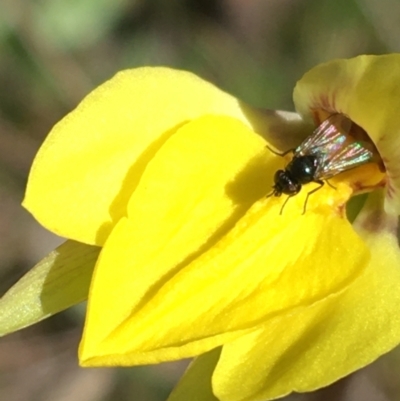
[1,0,400,400]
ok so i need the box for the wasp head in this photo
[272,170,301,196]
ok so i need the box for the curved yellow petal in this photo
[0,241,99,336]
[80,211,366,367]
[293,54,400,214]
[212,191,400,401]
[23,67,274,245]
[79,114,266,365]
[167,349,221,401]
[79,113,368,366]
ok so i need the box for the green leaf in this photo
[0,240,99,336]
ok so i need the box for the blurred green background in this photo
[1,0,400,400]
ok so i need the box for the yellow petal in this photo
[293,54,400,214]
[81,216,366,365]
[0,241,99,336]
[167,349,221,401]
[212,190,400,401]
[79,114,266,365]
[23,67,290,245]
[79,113,368,365]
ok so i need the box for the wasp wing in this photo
[295,114,375,179]
[294,114,349,157]
[315,142,374,179]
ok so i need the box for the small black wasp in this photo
[268,113,379,214]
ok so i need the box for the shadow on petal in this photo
[240,103,313,152]
[96,121,187,243]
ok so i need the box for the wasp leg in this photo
[266,145,294,157]
[303,180,324,214]
[280,195,293,215]
[326,179,336,190]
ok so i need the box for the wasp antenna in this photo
[266,188,276,198]
[266,145,293,157]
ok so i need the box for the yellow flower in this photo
[2,55,400,401]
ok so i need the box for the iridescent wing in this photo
[294,114,349,157]
[294,113,375,179]
[314,141,374,179]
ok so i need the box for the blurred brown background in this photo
[1,0,400,400]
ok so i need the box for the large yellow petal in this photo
[80,208,367,367]
[293,54,400,214]
[79,117,368,366]
[0,241,99,336]
[212,190,400,401]
[79,114,266,364]
[23,67,301,245]
[24,68,243,245]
